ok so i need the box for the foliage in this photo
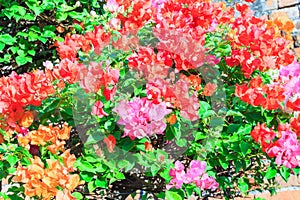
[0,0,105,76]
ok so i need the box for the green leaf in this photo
[26,2,44,16]
[236,124,252,135]
[17,50,25,56]
[219,158,228,169]
[72,192,83,199]
[0,34,16,45]
[202,110,215,119]
[238,178,249,194]
[88,181,96,192]
[239,141,251,156]
[11,5,26,16]
[115,172,125,180]
[199,101,211,112]
[76,161,95,173]
[15,56,31,66]
[28,50,36,56]
[226,110,244,117]
[0,43,4,51]
[195,132,207,141]
[265,168,277,179]
[28,31,39,41]
[7,155,18,166]
[56,12,68,21]
[175,138,187,147]
[160,169,171,182]
[151,164,160,176]
[165,191,182,200]
[24,13,35,21]
[29,25,41,33]
[95,178,107,188]
[280,166,291,182]
[79,172,94,182]
[39,37,47,44]
[16,32,28,37]
[43,30,56,38]
[117,159,134,172]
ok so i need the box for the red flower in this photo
[144,141,153,151]
[290,116,300,136]
[251,123,276,151]
[103,135,116,153]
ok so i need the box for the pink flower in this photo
[167,160,218,191]
[113,97,171,139]
[266,130,300,168]
[91,101,108,118]
[195,174,219,190]
[208,19,218,32]
[104,0,119,12]
[167,161,186,189]
[185,160,206,181]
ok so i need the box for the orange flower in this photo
[144,141,153,152]
[18,135,30,147]
[180,74,202,91]
[57,123,71,140]
[166,114,177,125]
[19,123,72,155]
[0,133,4,144]
[18,111,34,128]
[61,149,76,171]
[13,150,82,199]
[56,189,76,200]
[202,82,217,96]
[66,174,81,191]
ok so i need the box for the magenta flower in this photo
[113,97,171,139]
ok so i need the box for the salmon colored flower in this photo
[91,101,108,118]
[103,135,116,153]
[202,83,217,96]
[13,152,83,199]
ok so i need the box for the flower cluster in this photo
[235,75,285,110]
[113,97,171,139]
[278,60,300,111]
[79,62,120,99]
[146,78,200,121]
[167,160,218,190]
[13,150,82,200]
[226,4,294,78]
[251,123,300,168]
[105,0,153,34]
[18,123,72,154]
[0,70,55,132]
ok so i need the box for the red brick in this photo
[269,6,300,20]
[295,20,300,30]
[279,0,298,8]
[294,47,300,58]
[265,0,278,10]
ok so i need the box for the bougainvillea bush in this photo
[1,0,300,199]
